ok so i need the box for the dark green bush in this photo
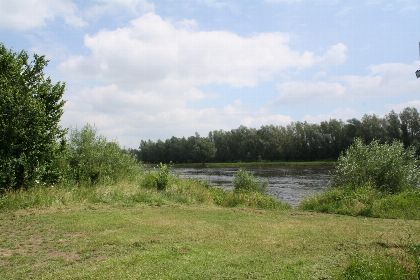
[233,169,267,193]
[333,139,420,193]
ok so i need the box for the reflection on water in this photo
[173,167,332,206]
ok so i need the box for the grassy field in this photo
[1,204,419,279]
[172,161,335,169]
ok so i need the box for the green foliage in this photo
[156,163,170,190]
[300,184,377,217]
[300,185,420,219]
[141,163,171,191]
[333,139,420,193]
[137,107,420,164]
[0,44,65,190]
[371,189,420,220]
[233,169,267,193]
[65,125,141,185]
[342,254,417,280]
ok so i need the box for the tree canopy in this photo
[0,44,65,190]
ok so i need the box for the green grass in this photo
[300,185,420,220]
[0,204,418,279]
[172,160,335,169]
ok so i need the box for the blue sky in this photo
[1,0,419,147]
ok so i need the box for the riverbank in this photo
[172,160,335,169]
[1,204,418,279]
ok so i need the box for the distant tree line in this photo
[135,107,420,163]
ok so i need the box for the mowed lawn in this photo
[0,205,418,279]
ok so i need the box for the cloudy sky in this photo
[1,0,419,147]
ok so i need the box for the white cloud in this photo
[386,100,420,112]
[0,0,85,30]
[276,61,419,105]
[83,0,155,20]
[277,81,346,104]
[60,13,343,88]
[319,43,347,66]
[367,0,420,12]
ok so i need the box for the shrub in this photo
[65,125,141,185]
[141,163,171,191]
[156,163,170,190]
[333,139,420,193]
[233,169,267,193]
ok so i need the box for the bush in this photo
[141,163,171,191]
[65,125,141,185]
[233,169,267,193]
[333,139,420,193]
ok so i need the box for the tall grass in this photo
[0,176,289,211]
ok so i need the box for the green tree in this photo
[0,44,66,190]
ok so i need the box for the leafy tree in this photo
[0,44,65,190]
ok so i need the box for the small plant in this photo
[156,163,170,191]
[233,169,267,194]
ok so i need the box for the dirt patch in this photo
[0,248,13,257]
[47,250,81,262]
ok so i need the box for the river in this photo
[173,166,332,206]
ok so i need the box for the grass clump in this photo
[301,186,420,219]
[342,254,418,280]
[301,139,420,219]
[233,169,267,193]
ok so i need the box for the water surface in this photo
[173,167,332,206]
